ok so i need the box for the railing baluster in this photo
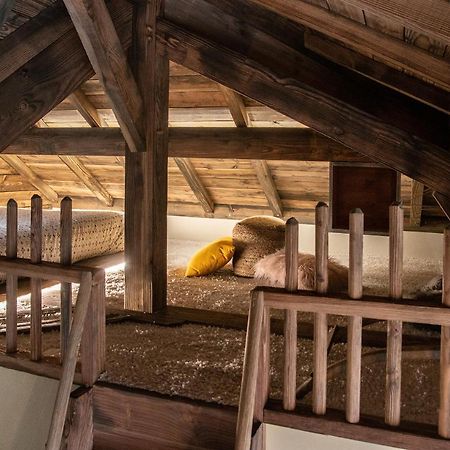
[346,208,363,424]
[313,202,328,415]
[60,197,72,362]
[6,199,18,354]
[30,194,43,361]
[439,227,450,438]
[386,202,403,426]
[46,272,93,450]
[283,217,298,411]
[255,305,270,423]
[235,290,265,450]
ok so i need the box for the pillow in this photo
[185,237,235,277]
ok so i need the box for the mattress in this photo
[0,208,124,277]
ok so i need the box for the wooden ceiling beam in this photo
[219,85,251,127]
[173,158,214,214]
[59,156,113,206]
[1,155,59,204]
[219,84,284,216]
[251,160,283,217]
[0,2,72,84]
[6,127,369,161]
[304,31,450,115]
[158,0,450,196]
[0,0,15,28]
[339,0,450,46]
[62,0,144,152]
[0,0,133,153]
[249,0,450,91]
[69,88,103,127]
[66,86,114,206]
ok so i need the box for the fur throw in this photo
[254,250,348,293]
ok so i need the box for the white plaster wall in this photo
[168,215,443,262]
[0,367,59,450]
[265,424,403,450]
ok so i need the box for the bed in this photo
[0,208,124,282]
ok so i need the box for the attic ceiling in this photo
[0,0,448,230]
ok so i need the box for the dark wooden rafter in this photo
[0,0,15,28]
[158,0,450,198]
[173,158,214,214]
[0,0,133,153]
[7,127,369,161]
[62,0,144,152]
[219,84,284,217]
[339,0,450,45]
[1,156,59,204]
[409,181,424,227]
[434,192,450,221]
[0,2,72,85]
[125,0,169,312]
[249,0,450,91]
[304,31,450,115]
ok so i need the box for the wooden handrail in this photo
[0,256,104,284]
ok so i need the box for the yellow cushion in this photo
[185,237,235,277]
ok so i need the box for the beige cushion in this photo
[254,250,348,292]
[232,216,285,277]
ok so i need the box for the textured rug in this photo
[0,239,443,425]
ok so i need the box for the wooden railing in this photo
[0,195,105,450]
[236,202,450,450]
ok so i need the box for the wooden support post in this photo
[30,194,42,361]
[439,227,450,438]
[125,1,169,312]
[65,388,94,450]
[283,217,298,411]
[60,197,72,362]
[46,272,93,450]
[385,202,403,426]
[6,199,17,354]
[235,290,265,450]
[410,181,424,227]
[313,202,329,415]
[346,208,363,424]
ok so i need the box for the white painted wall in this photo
[0,367,59,450]
[265,425,403,450]
[168,215,443,262]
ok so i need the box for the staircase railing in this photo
[0,196,105,450]
[235,202,450,450]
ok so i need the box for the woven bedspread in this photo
[0,208,124,277]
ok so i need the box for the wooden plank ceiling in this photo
[0,0,447,230]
